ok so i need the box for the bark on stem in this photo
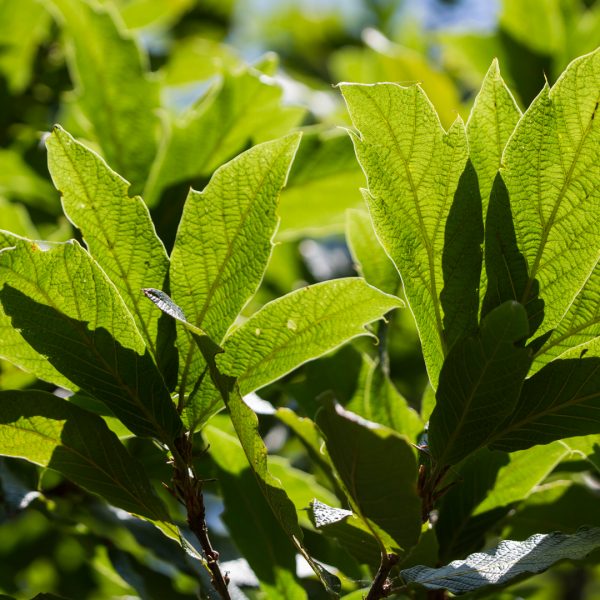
[171,436,231,600]
[366,552,399,600]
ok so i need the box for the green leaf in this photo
[0,232,79,390]
[48,0,160,192]
[277,130,365,240]
[345,353,423,441]
[466,59,521,221]
[169,133,301,420]
[436,443,570,561]
[0,390,174,528]
[484,49,600,341]
[345,209,400,296]
[309,500,380,568]
[400,527,600,594]
[0,240,182,442]
[0,198,38,239]
[532,263,600,370]
[428,301,532,466]
[219,278,402,394]
[46,126,170,364]
[489,357,600,452]
[203,425,308,600]
[340,82,478,386]
[0,0,50,94]
[316,402,421,555]
[144,66,305,206]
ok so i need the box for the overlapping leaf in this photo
[489,357,600,452]
[341,82,479,386]
[428,301,532,466]
[484,49,600,341]
[46,126,170,364]
[316,402,422,555]
[48,0,160,192]
[0,390,172,526]
[0,240,182,441]
[0,233,73,389]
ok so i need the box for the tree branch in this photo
[366,552,399,600]
[171,435,231,600]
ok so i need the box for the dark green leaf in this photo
[316,401,421,555]
[428,301,532,466]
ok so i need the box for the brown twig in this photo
[366,552,400,600]
[170,435,231,600]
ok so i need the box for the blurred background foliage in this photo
[0,0,599,598]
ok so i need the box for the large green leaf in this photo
[400,527,600,594]
[217,278,402,396]
[428,301,532,467]
[144,64,305,206]
[0,390,172,526]
[46,126,170,364]
[341,82,480,386]
[316,402,421,555]
[466,59,521,221]
[489,357,600,452]
[277,130,365,240]
[0,240,182,442]
[0,232,74,389]
[48,0,160,192]
[484,49,600,340]
[345,209,400,296]
[204,425,308,600]
[169,133,301,421]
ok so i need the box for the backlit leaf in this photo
[0,240,182,441]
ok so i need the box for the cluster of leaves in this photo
[0,1,599,599]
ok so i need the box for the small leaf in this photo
[169,133,301,420]
[46,126,171,364]
[489,357,600,452]
[340,82,473,386]
[48,0,160,192]
[0,240,182,442]
[400,527,600,594]
[0,390,174,530]
[316,402,422,555]
[428,301,532,466]
[310,500,380,568]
